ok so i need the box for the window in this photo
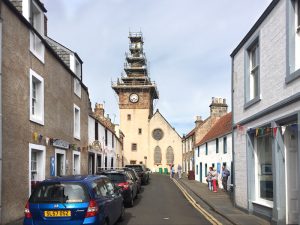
[138,128,142,134]
[105,129,108,146]
[223,137,227,154]
[112,134,114,148]
[131,143,137,151]
[196,165,198,175]
[256,133,273,202]
[166,146,174,165]
[247,40,259,102]
[127,114,131,120]
[75,59,82,79]
[110,157,114,169]
[287,0,300,82]
[205,143,208,155]
[29,1,45,62]
[73,151,80,175]
[73,104,80,139]
[74,78,81,98]
[154,146,162,165]
[216,138,219,153]
[30,69,44,125]
[130,160,137,165]
[197,146,200,157]
[29,143,45,195]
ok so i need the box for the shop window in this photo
[256,134,273,202]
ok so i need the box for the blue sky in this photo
[43,0,272,135]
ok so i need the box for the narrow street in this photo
[118,174,212,225]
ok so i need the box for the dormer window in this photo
[70,54,82,79]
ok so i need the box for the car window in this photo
[103,173,126,183]
[105,180,115,195]
[29,183,89,203]
[126,172,134,180]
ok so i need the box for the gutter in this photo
[0,16,3,223]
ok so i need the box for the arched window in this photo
[166,146,174,165]
[154,146,162,165]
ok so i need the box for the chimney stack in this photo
[94,103,104,118]
[195,116,203,127]
[209,97,228,118]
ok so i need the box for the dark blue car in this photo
[23,175,124,225]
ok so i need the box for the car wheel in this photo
[128,193,134,207]
[118,204,125,222]
[103,219,109,225]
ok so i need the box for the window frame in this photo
[74,78,81,98]
[286,0,300,83]
[131,143,137,151]
[223,136,227,154]
[244,34,261,109]
[216,138,219,153]
[73,104,80,140]
[29,69,44,125]
[73,151,81,175]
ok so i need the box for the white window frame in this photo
[30,31,45,63]
[28,143,45,196]
[74,78,81,98]
[70,54,82,79]
[30,69,44,125]
[55,149,66,176]
[73,151,81,175]
[74,104,81,140]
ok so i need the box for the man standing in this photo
[222,165,230,191]
[177,164,182,179]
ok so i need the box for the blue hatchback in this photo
[23,175,124,225]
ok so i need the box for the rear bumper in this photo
[23,214,104,225]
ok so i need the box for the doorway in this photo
[55,149,66,177]
[73,151,80,175]
[88,153,95,174]
[285,125,299,224]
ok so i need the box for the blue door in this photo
[200,163,202,182]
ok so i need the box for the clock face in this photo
[129,93,139,103]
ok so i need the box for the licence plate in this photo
[44,210,71,217]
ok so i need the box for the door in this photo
[285,126,299,224]
[73,152,80,175]
[200,163,203,182]
[97,154,102,172]
[55,149,66,177]
[88,153,95,174]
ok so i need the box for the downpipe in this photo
[0,16,3,224]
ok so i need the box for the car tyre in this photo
[128,193,134,207]
[118,204,125,222]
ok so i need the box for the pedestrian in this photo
[177,164,182,179]
[171,165,175,178]
[211,167,218,193]
[206,167,213,191]
[222,165,230,192]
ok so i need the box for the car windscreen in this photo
[103,173,126,183]
[29,182,90,203]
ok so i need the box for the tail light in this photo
[85,199,99,218]
[24,201,32,219]
[117,182,129,190]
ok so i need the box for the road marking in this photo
[172,178,222,225]
[163,217,170,220]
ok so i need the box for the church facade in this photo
[112,32,182,172]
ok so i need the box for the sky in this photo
[43,0,272,136]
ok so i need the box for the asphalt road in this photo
[118,173,212,225]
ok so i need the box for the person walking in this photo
[211,167,218,192]
[222,165,230,192]
[170,165,175,178]
[206,167,213,191]
[177,164,182,179]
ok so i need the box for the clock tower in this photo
[112,32,159,165]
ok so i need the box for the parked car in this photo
[98,170,138,207]
[23,175,124,225]
[125,164,149,185]
[123,167,142,193]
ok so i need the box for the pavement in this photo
[175,176,270,225]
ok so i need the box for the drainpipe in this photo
[0,16,3,224]
[231,56,236,207]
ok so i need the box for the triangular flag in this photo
[273,127,277,137]
[256,128,259,136]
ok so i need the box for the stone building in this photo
[88,104,124,173]
[182,97,228,175]
[0,0,90,223]
[231,0,300,223]
[112,32,182,172]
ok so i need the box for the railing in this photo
[124,63,147,70]
[125,52,146,59]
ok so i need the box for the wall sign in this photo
[53,139,70,150]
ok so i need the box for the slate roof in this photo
[195,112,232,147]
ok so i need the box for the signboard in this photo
[50,156,55,176]
[53,139,70,150]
